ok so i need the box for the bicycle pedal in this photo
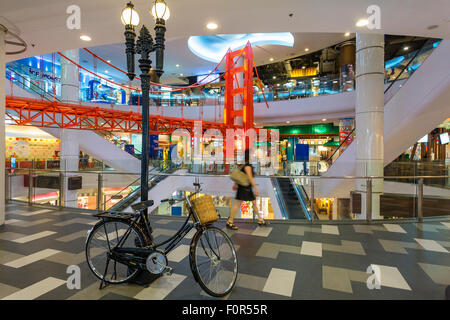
[164,267,173,276]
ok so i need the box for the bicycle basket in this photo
[191,195,218,225]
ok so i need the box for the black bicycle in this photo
[85,181,238,297]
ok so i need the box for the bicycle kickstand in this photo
[99,257,111,290]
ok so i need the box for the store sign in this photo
[28,67,60,82]
[290,67,317,78]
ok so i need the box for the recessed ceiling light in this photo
[206,22,218,30]
[344,32,351,37]
[269,57,274,62]
[80,35,92,41]
[403,46,409,51]
[356,19,368,27]
[176,64,180,67]
[304,48,309,52]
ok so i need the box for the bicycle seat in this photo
[131,200,154,211]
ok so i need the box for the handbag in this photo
[230,165,250,187]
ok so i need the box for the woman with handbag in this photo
[227,149,270,230]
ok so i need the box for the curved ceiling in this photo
[73,32,349,84]
[1,0,449,63]
[187,33,295,62]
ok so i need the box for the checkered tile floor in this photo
[1,202,450,300]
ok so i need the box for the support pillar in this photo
[355,34,384,219]
[0,27,6,225]
[60,49,79,103]
[60,49,80,207]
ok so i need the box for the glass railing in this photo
[6,40,441,108]
[385,160,450,189]
[5,167,449,222]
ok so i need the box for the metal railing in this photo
[4,165,450,223]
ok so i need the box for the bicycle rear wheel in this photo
[191,226,238,297]
[85,219,147,284]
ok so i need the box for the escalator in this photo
[107,165,176,213]
[273,177,315,220]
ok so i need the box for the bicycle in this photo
[85,179,238,297]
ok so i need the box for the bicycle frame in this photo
[104,190,204,266]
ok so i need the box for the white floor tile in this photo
[167,244,189,263]
[371,264,412,291]
[4,249,61,268]
[322,225,339,235]
[415,238,448,253]
[263,268,296,297]
[251,227,273,237]
[20,209,53,216]
[441,222,450,229]
[4,219,20,225]
[383,224,407,234]
[300,241,322,257]
[2,277,66,300]
[12,231,57,244]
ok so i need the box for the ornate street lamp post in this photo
[121,1,169,219]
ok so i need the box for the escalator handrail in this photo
[271,177,289,220]
[384,39,434,95]
[6,67,60,102]
[289,177,313,220]
[106,165,176,213]
[326,128,355,163]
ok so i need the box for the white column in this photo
[355,34,384,219]
[0,27,6,225]
[60,49,80,207]
[60,49,79,103]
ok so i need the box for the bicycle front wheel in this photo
[191,226,238,297]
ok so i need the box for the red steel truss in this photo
[224,42,254,131]
[5,96,240,135]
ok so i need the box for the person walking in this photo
[227,149,270,230]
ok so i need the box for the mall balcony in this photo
[0,0,449,303]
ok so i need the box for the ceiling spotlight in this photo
[344,32,350,37]
[269,57,274,61]
[80,35,92,41]
[304,48,309,52]
[403,46,409,51]
[356,19,368,27]
[206,22,218,30]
